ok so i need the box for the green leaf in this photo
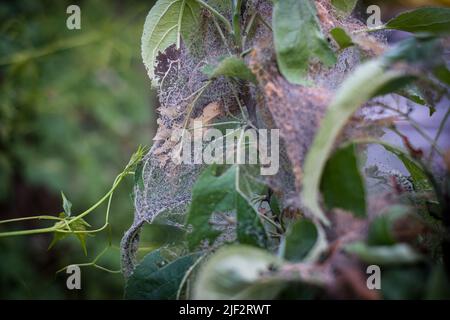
[346,242,423,265]
[48,231,68,251]
[302,59,403,225]
[331,0,358,16]
[192,245,285,299]
[124,250,199,299]
[236,193,267,248]
[351,139,431,192]
[401,86,427,106]
[373,75,417,98]
[186,164,267,250]
[320,144,366,217]
[398,84,436,116]
[280,219,318,262]
[187,165,235,249]
[141,224,186,249]
[425,265,450,299]
[71,219,90,256]
[367,205,410,246]
[75,234,88,256]
[48,212,69,251]
[202,56,257,83]
[330,27,354,50]
[383,36,439,65]
[134,160,145,192]
[269,194,281,216]
[61,191,72,217]
[233,164,269,249]
[381,144,431,191]
[273,0,336,85]
[48,213,91,255]
[386,7,450,35]
[382,266,427,300]
[141,0,201,86]
[434,64,450,86]
[380,36,443,116]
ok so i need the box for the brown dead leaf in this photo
[316,0,336,31]
[158,106,180,118]
[153,124,172,142]
[189,101,223,128]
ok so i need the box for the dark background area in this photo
[0,0,156,299]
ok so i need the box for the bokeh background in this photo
[0,0,156,299]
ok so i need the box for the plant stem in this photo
[227,79,248,121]
[377,102,445,157]
[0,178,121,237]
[211,15,232,55]
[188,121,243,131]
[56,246,121,274]
[0,147,146,238]
[352,25,386,35]
[195,0,232,32]
[232,0,243,50]
[176,253,206,299]
[0,215,65,224]
[67,173,124,226]
[181,81,211,130]
[429,107,450,161]
[174,81,211,158]
[0,226,57,237]
[242,10,257,50]
[256,13,272,32]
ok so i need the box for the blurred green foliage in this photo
[0,0,155,298]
